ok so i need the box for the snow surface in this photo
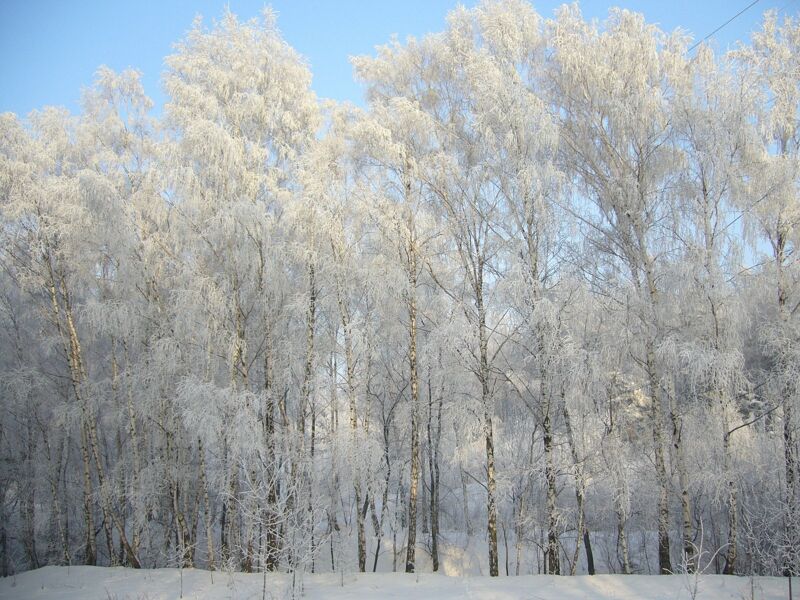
[0,567,796,600]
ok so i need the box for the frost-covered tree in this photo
[732,11,800,576]
[3,0,800,582]
[547,6,690,573]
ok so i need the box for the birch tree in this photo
[548,6,688,573]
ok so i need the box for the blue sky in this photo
[1,0,798,116]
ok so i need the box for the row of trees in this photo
[1,1,798,579]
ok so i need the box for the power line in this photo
[688,0,762,52]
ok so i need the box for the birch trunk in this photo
[426,369,443,572]
[776,227,797,576]
[43,250,96,566]
[477,296,499,577]
[617,506,632,574]
[639,242,671,574]
[722,419,738,575]
[543,409,560,575]
[646,341,671,575]
[667,381,694,572]
[405,240,420,574]
[263,327,279,571]
[300,262,317,570]
[563,403,592,575]
[335,276,367,572]
[198,438,215,569]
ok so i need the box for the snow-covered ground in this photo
[0,567,795,600]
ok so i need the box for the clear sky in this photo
[1,0,798,117]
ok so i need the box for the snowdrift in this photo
[0,566,796,600]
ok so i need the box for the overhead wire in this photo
[688,0,762,51]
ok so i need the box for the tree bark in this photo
[405,241,421,574]
[427,369,443,572]
[722,426,738,574]
[335,271,367,572]
[667,381,693,572]
[543,410,560,575]
[563,403,592,575]
[646,339,671,575]
[477,295,499,577]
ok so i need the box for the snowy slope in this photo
[0,567,795,600]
